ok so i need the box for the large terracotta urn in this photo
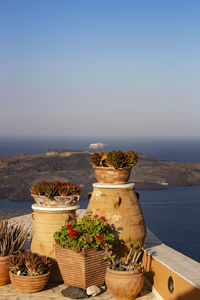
[86,183,146,251]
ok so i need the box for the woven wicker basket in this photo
[55,245,107,289]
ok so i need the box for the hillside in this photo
[0,150,200,202]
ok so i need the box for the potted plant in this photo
[30,180,81,207]
[103,240,144,300]
[54,216,115,289]
[0,220,30,286]
[91,150,138,184]
[8,250,54,293]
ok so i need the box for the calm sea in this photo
[0,136,200,262]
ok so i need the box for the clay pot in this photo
[105,267,144,300]
[0,256,10,286]
[9,271,50,293]
[94,167,132,185]
[55,245,107,289]
[32,194,80,208]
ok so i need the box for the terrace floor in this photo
[0,280,157,300]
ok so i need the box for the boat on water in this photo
[88,142,107,149]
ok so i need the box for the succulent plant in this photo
[125,151,138,167]
[106,151,126,169]
[0,220,30,257]
[44,184,57,199]
[91,150,138,169]
[8,253,25,274]
[91,152,102,167]
[30,181,81,199]
[102,240,144,271]
[8,250,54,276]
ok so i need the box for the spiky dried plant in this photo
[0,220,30,257]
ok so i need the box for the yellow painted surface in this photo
[143,252,200,300]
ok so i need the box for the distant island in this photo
[0,149,200,202]
[88,143,107,149]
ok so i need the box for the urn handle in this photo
[113,197,122,209]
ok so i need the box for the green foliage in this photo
[103,240,144,271]
[91,150,138,169]
[30,180,81,199]
[8,250,54,276]
[0,220,30,257]
[54,216,115,252]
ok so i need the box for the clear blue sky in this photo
[0,0,200,137]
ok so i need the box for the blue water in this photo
[0,136,200,262]
[1,136,200,162]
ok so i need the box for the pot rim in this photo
[0,255,9,261]
[93,166,132,171]
[106,266,144,275]
[9,270,50,278]
[55,244,104,253]
[31,194,80,198]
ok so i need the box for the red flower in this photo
[66,224,72,230]
[96,235,104,243]
[69,229,77,239]
[54,238,59,244]
[101,216,106,221]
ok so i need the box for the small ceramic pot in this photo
[94,166,132,185]
[105,267,144,300]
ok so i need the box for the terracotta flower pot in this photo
[9,271,50,293]
[55,245,107,289]
[94,166,132,185]
[105,267,144,300]
[0,256,10,286]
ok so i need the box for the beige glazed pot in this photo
[105,267,144,300]
[94,166,132,185]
